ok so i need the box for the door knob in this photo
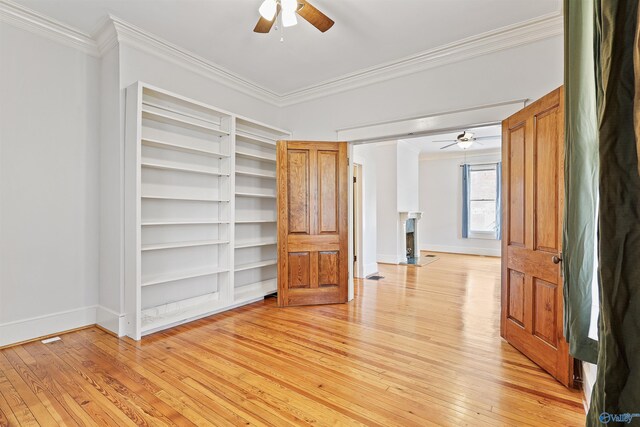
[552,255,562,264]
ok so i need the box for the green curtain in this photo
[587,0,640,425]
[563,0,599,365]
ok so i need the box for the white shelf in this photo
[235,259,277,272]
[236,130,277,147]
[235,219,277,224]
[235,150,276,163]
[235,170,276,179]
[235,239,277,249]
[141,266,229,287]
[143,101,223,126]
[141,239,229,251]
[142,138,228,158]
[141,161,229,177]
[142,104,229,136]
[141,293,222,333]
[235,192,276,199]
[234,279,277,303]
[141,220,229,226]
[142,195,230,202]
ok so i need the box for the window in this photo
[466,164,500,239]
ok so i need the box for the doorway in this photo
[353,163,363,278]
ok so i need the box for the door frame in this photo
[335,102,526,303]
[352,163,364,278]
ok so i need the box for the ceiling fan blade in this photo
[254,16,276,33]
[297,0,334,32]
[440,142,459,150]
[473,135,501,141]
[254,4,280,33]
[433,140,455,143]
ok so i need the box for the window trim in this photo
[466,163,499,239]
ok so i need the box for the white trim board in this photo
[96,305,126,337]
[338,100,525,143]
[377,254,403,265]
[0,0,562,107]
[0,306,98,347]
[420,244,501,257]
[419,149,502,161]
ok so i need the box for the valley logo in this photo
[599,412,640,424]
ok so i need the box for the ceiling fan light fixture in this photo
[281,0,297,13]
[457,139,474,150]
[282,9,298,27]
[258,0,277,20]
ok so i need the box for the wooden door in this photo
[501,87,573,387]
[276,141,349,306]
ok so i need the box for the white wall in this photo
[419,150,501,257]
[353,144,378,276]
[119,44,279,125]
[280,36,563,139]
[373,143,401,263]
[0,23,100,346]
[354,141,420,265]
[397,141,420,212]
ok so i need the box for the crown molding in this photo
[107,15,281,106]
[0,0,562,107]
[277,11,563,106]
[0,0,99,56]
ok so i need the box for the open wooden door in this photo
[276,141,349,307]
[501,87,573,387]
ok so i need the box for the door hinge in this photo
[354,255,357,262]
[353,176,357,183]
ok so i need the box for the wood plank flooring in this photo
[0,253,585,426]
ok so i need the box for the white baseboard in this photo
[96,305,126,337]
[0,305,97,347]
[364,262,379,276]
[377,253,401,264]
[420,244,501,257]
[582,362,597,412]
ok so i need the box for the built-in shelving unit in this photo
[124,82,289,340]
[233,117,288,304]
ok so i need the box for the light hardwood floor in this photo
[0,253,585,426]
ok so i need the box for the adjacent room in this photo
[1,0,638,426]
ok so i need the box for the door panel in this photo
[318,251,339,287]
[508,125,526,247]
[287,150,310,234]
[535,111,560,252]
[501,87,573,387]
[507,270,525,326]
[318,150,339,233]
[288,252,310,288]
[277,141,349,307]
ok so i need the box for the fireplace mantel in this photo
[399,211,423,221]
[399,211,423,263]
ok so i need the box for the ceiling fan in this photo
[254,0,334,33]
[435,131,500,150]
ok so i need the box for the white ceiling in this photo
[13,0,561,94]
[404,124,502,154]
